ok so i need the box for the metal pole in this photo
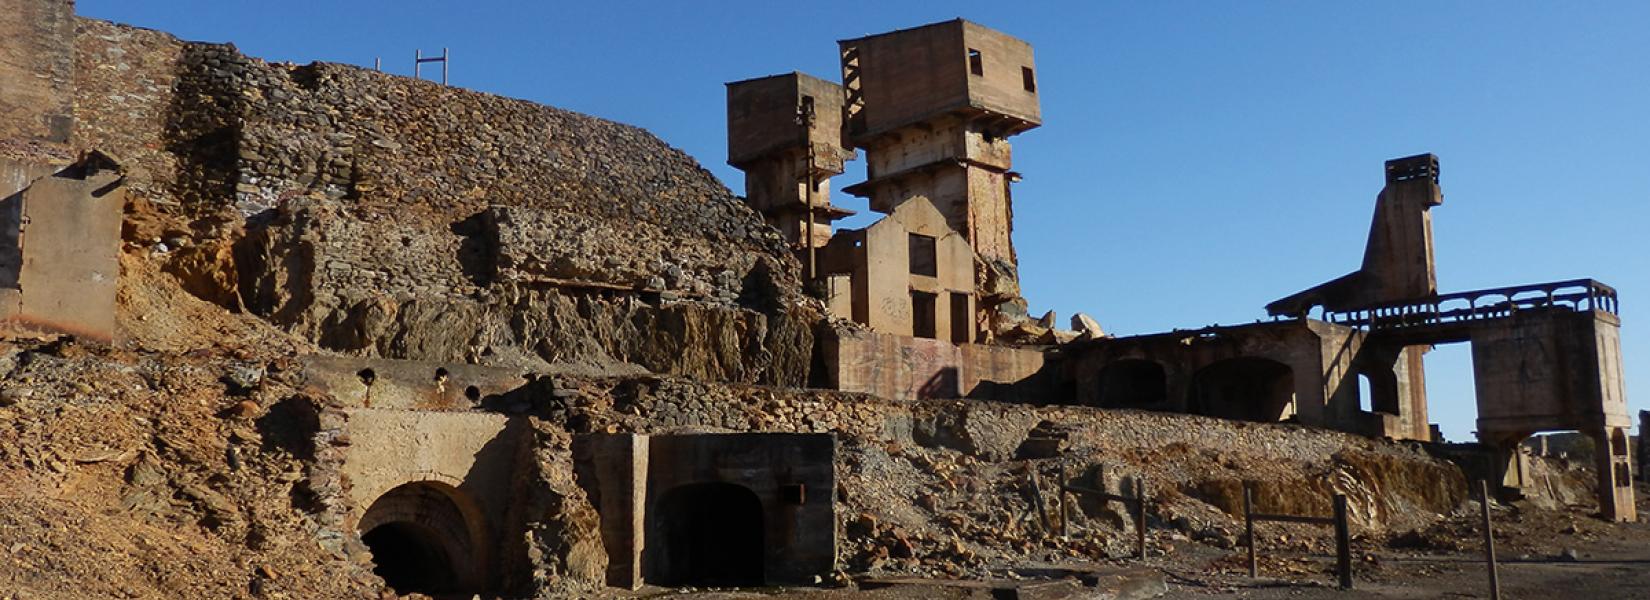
[799,97,817,281]
[374,57,381,71]
[1135,477,1147,559]
[1244,482,1257,578]
[1333,494,1352,590]
[442,48,449,85]
[1480,480,1501,600]
[415,49,421,80]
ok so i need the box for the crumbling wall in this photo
[0,0,75,148]
[62,20,820,383]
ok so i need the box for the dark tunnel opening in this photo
[358,481,481,597]
[653,482,765,587]
[362,521,459,596]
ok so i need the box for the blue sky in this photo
[80,1,1650,441]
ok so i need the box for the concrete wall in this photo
[571,434,647,589]
[573,433,837,587]
[959,20,1041,125]
[0,163,123,342]
[1060,319,1432,440]
[337,409,525,587]
[300,354,532,410]
[0,159,60,291]
[0,0,75,144]
[726,72,846,168]
[841,19,1038,140]
[645,434,836,585]
[858,197,974,342]
[1473,310,1632,436]
[820,328,1048,402]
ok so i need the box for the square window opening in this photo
[908,233,937,277]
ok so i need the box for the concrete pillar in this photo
[1593,426,1636,522]
[571,433,648,589]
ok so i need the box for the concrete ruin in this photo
[0,152,125,343]
[0,2,1641,597]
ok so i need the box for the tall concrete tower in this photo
[837,19,1041,290]
[726,72,857,277]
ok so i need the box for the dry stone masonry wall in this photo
[61,19,820,383]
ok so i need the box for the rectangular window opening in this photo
[950,292,971,343]
[908,233,937,277]
[912,291,937,339]
[967,48,983,76]
[1022,66,1036,92]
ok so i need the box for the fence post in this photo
[1243,482,1257,578]
[1058,465,1069,539]
[1136,476,1148,559]
[1333,494,1352,590]
[1480,480,1501,600]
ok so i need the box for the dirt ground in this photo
[636,486,1650,600]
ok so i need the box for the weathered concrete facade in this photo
[838,20,1039,339]
[727,72,856,255]
[0,153,124,342]
[1269,154,1443,316]
[336,409,524,595]
[822,328,1048,403]
[1061,319,1430,441]
[819,197,977,342]
[729,19,1042,345]
[574,433,837,587]
[1470,309,1634,520]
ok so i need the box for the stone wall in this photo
[58,19,820,384]
[0,0,75,148]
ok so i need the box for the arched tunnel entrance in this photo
[358,481,485,597]
[651,482,765,587]
[1188,357,1296,422]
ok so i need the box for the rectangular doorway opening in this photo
[950,292,970,343]
[911,291,937,339]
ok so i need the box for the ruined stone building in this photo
[0,2,1639,598]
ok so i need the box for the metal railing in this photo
[1325,278,1617,331]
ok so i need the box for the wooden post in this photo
[1029,469,1050,538]
[1135,476,1148,559]
[1243,482,1257,578]
[1333,494,1352,590]
[1058,465,1069,539]
[1480,480,1501,600]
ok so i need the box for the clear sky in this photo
[79,1,1650,441]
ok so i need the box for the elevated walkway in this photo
[1322,279,1618,345]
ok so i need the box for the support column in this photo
[572,433,649,589]
[1592,426,1636,522]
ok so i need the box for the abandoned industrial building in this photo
[0,2,1644,599]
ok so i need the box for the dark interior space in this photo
[1188,357,1295,422]
[652,482,765,587]
[1095,359,1168,408]
[362,521,460,596]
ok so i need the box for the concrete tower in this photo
[837,19,1041,284]
[726,72,857,277]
